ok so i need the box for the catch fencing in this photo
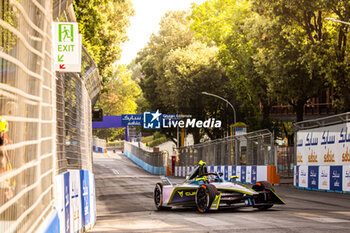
[0,1,100,233]
[124,142,168,175]
[177,129,274,167]
[0,1,55,232]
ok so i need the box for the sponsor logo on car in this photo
[185,191,196,196]
[177,191,183,198]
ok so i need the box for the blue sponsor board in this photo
[330,166,342,192]
[210,166,214,173]
[217,166,222,173]
[295,166,299,187]
[232,166,236,176]
[251,166,257,184]
[224,166,228,180]
[121,114,143,126]
[241,166,246,183]
[80,170,90,227]
[308,166,319,190]
[63,172,70,233]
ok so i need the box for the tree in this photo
[137,11,236,143]
[94,65,141,141]
[74,0,135,82]
[190,0,272,128]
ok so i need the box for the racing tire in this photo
[195,184,216,213]
[154,183,171,210]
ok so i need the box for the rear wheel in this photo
[195,184,215,213]
[154,183,171,210]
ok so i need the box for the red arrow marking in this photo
[59,64,66,69]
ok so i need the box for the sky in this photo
[117,0,207,65]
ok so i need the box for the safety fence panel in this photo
[0,0,56,232]
[177,129,274,167]
[174,165,279,184]
[124,142,167,175]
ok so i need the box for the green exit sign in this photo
[53,22,81,72]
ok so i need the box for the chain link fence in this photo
[0,0,55,232]
[177,129,274,167]
[0,1,100,232]
[124,142,167,168]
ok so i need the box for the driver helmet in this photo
[207,174,216,183]
[0,117,8,133]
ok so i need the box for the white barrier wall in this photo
[51,170,96,233]
[294,122,350,193]
[174,165,266,184]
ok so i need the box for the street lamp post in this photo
[201,91,236,126]
[325,17,350,26]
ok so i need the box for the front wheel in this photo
[195,184,215,213]
[154,183,170,210]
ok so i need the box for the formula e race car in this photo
[154,161,285,213]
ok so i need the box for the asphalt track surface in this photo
[90,151,350,233]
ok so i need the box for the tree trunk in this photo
[261,101,271,129]
[192,128,201,145]
[295,99,306,122]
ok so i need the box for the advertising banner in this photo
[80,170,90,227]
[69,170,81,233]
[246,166,252,184]
[64,173,70,233]
[210,166,214,173]
[257,166,267,181]
[297,122,350,166]
[54,174,65,233]
[298,165,308,188]
[308,166,319,190]
[251,166,257,184]
[231,166,236,177]
[216,166,221,173]
[228,166,232,179]
[318,166,330,190]
[89,172,96,226]
[294,166,299,187]
[236,166,241,182]
[224,166,228,180]
[241,166,246,183]
[343,165,350,192]
[330,166,342,191]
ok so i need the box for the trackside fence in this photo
[124,142,167,175]
[174,130,280,184]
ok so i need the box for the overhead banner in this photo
[297,122,350,166]
[53,22,81,72]
[121,114,143,126]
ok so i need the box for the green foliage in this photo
[148,137,168,148]
[141,136,153,144]
[190,0,350,123]
[94,65,141,141]
[74,0,135,80]
[136,11,237,143]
